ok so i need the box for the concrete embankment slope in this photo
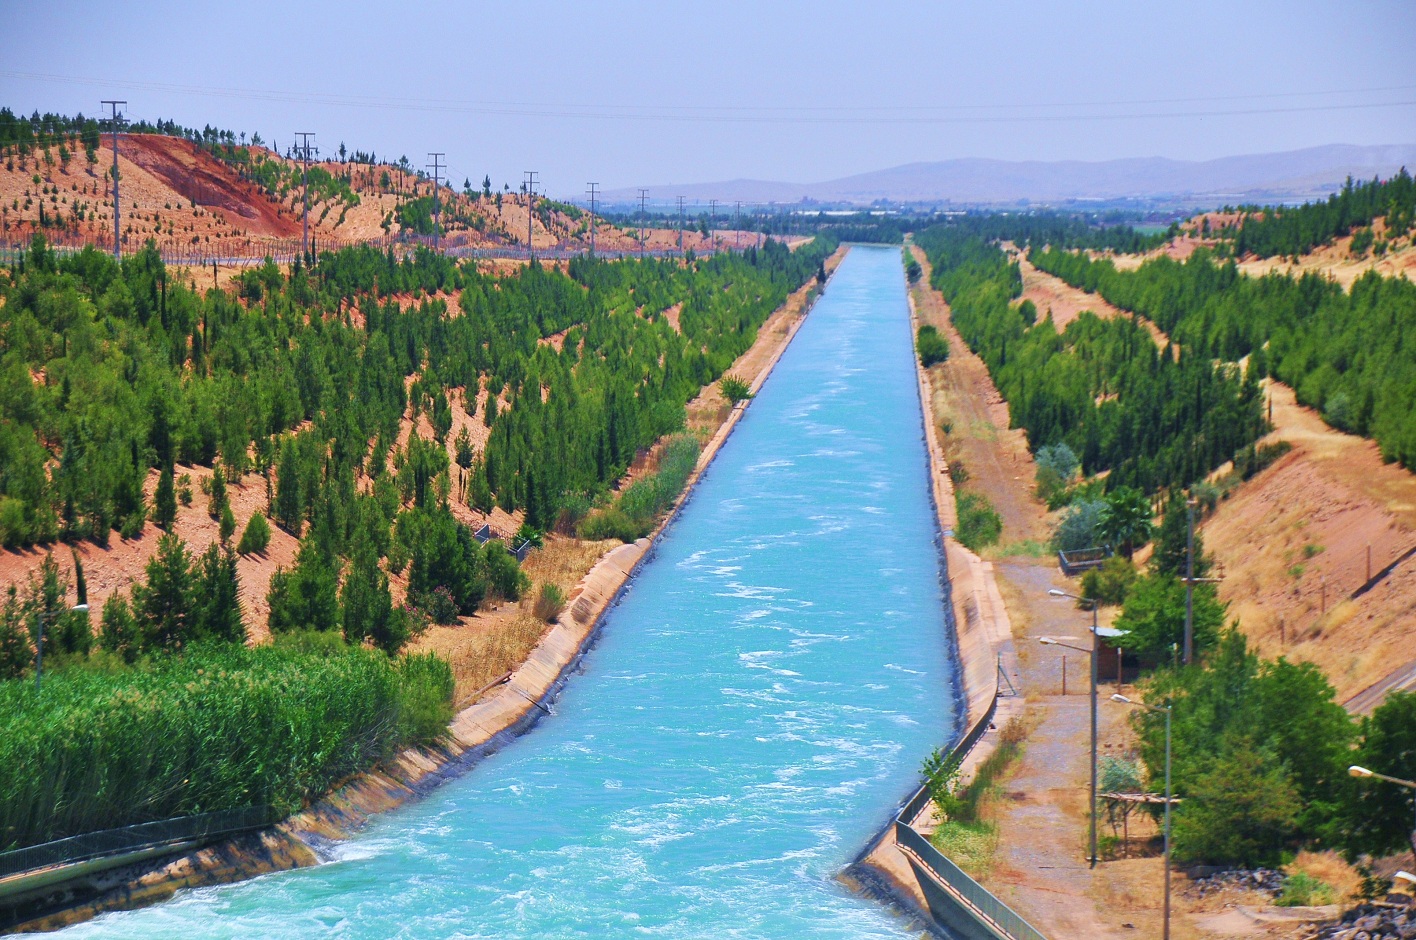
[9,247,847,934]
[842,262,1026,937]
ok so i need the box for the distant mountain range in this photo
[601,144,1416,208]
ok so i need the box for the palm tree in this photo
[1099,487,1153,559]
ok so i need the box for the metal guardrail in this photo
[1057,546,1112,577]
[896,823,1048,940]
[0,806,272,881]
[895,685,1048,940]
[472,524,533,562]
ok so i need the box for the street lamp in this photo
[1045,588,1110,869]
[1114,693,1173,940]
[35,603,88,691]
[1349,765,1416,858]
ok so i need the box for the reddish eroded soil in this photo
[0,465,297,642]
[1009,247,1167,345]
[121,135,299,237]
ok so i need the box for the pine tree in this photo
[132,532,194,650]
[219,503,237,543]
[154,464,177,530]
[267,537,340,634]
[98,591,141,663]
[274,438,302,533]
[192,543,245,644]
[1151,490,1211,578]
[208,464,228,521]
[237,511,271,555]
[341,537,405,653]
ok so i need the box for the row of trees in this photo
[1031,245,1416,470]
[0,231,832,551]
[1218,171,1415,258]
[914,226,1267,494]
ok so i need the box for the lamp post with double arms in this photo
[1114,693,1173,940]
[1043,588,1126,869]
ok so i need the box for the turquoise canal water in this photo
[70,245,958,938]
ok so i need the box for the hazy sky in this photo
[3,0,1414,197]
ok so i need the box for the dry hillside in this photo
[1,133,751,258]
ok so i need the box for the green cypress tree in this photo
[237,511,271,555]
[0,587,31,679]
[132,532,194,651]
[98,591,141,664]
[154,464,177,530]
[192,543,245,644]
[208,464,228,521]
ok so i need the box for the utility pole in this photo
[585,181,599,256]
[1183,497,1196,665]
[709,198,718,252]
[294,132,317,260]
[676,195,686,257]
[426,152,445,254]
[637,188,648,259]
[523,170,539,257]
[734,200,742,250]
[101,100,126,261]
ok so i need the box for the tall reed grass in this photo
[0,638,453,850]
[578,434,702,542]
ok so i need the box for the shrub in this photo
[1052,498,1106,553]
[483,542,529,603]
[955,492,1002,551]
[578,435,701,543]
[533,583,566,623]
[423,585,460,625]
[1276,871,1335,907]
[916,324,949,366]
[719,374,753,403]
[903,252,922,283]
[1081,555,1138,606]
[237,512,271,555]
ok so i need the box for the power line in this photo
[585,181,599,256]
[638,188,648,260]
[426,151,445,253]
[100,99,126,261]
[14,70,1416,123]
[676,195,685,258]
[294,131,317,258]
[523,170,539,256]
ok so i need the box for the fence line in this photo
[0,231,724,268]
[0,805,272,883]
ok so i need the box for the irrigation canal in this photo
[68,244,960,938]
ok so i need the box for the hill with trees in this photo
[0,226,834,849]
